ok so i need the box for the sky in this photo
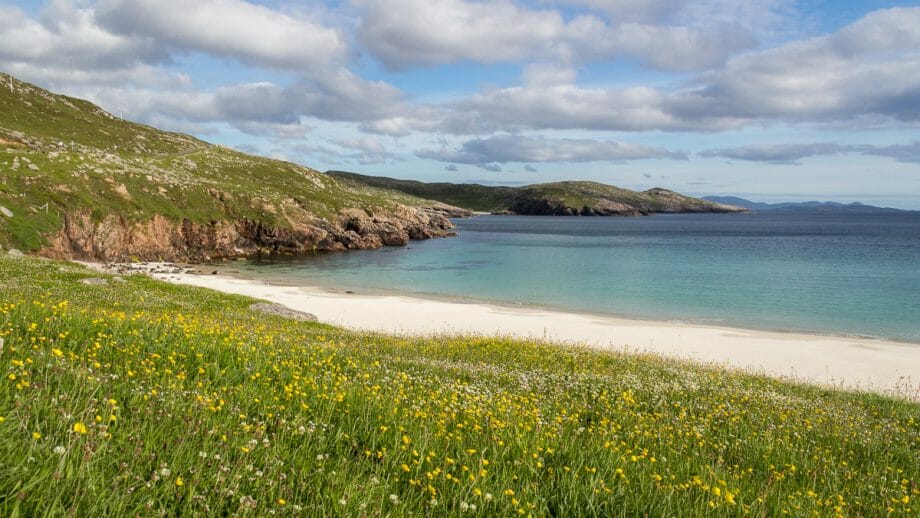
[1,0,919,208]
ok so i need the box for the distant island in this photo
[330,171,746,216]
[702,196,910,213]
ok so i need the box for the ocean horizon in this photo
[216,212,920,344]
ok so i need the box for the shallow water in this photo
[222,212,920,343]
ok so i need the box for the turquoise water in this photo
[223,213,920,343]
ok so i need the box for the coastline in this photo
[99,262,920,400]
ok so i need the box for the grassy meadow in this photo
[0,254,918,516]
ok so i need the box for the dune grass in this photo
[0,255,918,516]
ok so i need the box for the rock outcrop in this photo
[40,205,459,262]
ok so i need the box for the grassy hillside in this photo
[329,172,745,215]
[1,254,917,515]
[0,76,457,255]
[328,171,516,212]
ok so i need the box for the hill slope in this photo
[330,172,745,215]
[0,75,467,261]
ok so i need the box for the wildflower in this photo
[389,494,400,504]
[175,477,184,487]
[53,446,66,455]
[484,493,493,502]
[32,431,42,440]
[52,348,63,357]
[72,422,87,435]
[278,498,287,506]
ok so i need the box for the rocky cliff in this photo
[39,205,461,262]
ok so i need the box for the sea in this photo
[220,212,920,343]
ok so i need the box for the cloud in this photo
[667,7,920,124]
[353,0,751,71]
[0,2,169,86]
[524,164,537,172]
[477,163,502,172]
[333,136,395,164]
[424,7,920,134]
[860,141,920,164]
[444,164,459,171]
[559,0,683,23]
[698,142,855,164]
[95,0,348,72]
[417,134,685,164]
[699,140,920,164]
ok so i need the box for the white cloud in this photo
[95,0,348,72]
[698,143,855,164]
[699,140,920,164]
[353,0,750,71]
[427,7,920,133]
[668,7,920,123]
[417,134,685,164]
[0,2,168,86]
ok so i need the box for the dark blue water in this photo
[226,213,920,343]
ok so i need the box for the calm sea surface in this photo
[222,213,920,343]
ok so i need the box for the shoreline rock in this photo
[38,204,459,262]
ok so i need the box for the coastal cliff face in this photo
[39,206,460,262]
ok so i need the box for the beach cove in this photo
[132,265,920,400]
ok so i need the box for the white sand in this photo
[136,266,920,399]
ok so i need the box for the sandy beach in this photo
[115,264,920,399]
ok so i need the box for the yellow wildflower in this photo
[73,422,88,434]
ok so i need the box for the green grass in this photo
[328,171,517,213]
[0,75,445,253]
[1,254,918,516]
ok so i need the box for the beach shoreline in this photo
[87,262,920,400]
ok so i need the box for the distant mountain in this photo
[330,172,747,216]
[702,196,908,213]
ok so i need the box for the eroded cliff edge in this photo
[39,205,464,262]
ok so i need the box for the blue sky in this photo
[2,0,919,207]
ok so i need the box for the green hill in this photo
[0,75,466,261]
[329,172,746,215]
